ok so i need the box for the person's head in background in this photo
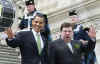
[69,10,80,24]
[84,27,90,33]
[25,0,36,13]
[60,22,73,43]
[32,13,45,33]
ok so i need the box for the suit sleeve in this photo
[6,32,23,48]
[87,38,96,52]
[81,38,96,53]
[48,42,56,64]
[19,16,28,30]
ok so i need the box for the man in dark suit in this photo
[19,0,52,41]
[5,13,48,64]
[48,22,96,64]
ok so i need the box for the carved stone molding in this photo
[48,0,100,40]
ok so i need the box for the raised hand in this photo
[5,28,14,39]
[88,25,96,38]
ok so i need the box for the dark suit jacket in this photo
[19,11,52,41]
[48,38,96,64]
[6,31,48,64]
[75,28,96,64]
[73,24,83,40]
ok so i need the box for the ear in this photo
[32,20,34,26]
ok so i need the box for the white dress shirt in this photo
[67,43,74,53]
[32,29,44,49]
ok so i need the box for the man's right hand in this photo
[88,25,96,39]
[80,39,88,45]
[5,28,14,39]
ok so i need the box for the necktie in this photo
[37,33,41,54]
[67,43,73,53]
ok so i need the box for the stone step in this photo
[0,53,18,59]
[0,57,18,62]
[0,49,18,54]
[0,45,16,50]
[0,45,19,64]
[0,61,18,64]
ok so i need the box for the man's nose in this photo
[36,23,40,25]
[66,32,70,34]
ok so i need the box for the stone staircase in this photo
[0,45,20,64]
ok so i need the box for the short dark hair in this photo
[69,10,77,16]
[84,27,90,32]
[60,22,73,31]
[25,0,35,6]
[32,13,45,22]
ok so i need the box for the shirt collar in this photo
[32,29,40,35]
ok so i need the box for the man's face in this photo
[61,27,73,42]
[70,15,80,24]
[27,4,35,13]
[32,16,45,32]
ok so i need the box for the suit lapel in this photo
[40,32,47,54]
[66,44,73,54]
[31,31,46,54]
[71,41,75,53]
[71,40,80,54]
[29,31,39,54]
[40,32,46,47]
[60,39,73,54]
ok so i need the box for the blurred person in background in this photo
[69,10,97,64]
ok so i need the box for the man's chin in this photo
[65,38,71,40]
[35,30,40,32]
